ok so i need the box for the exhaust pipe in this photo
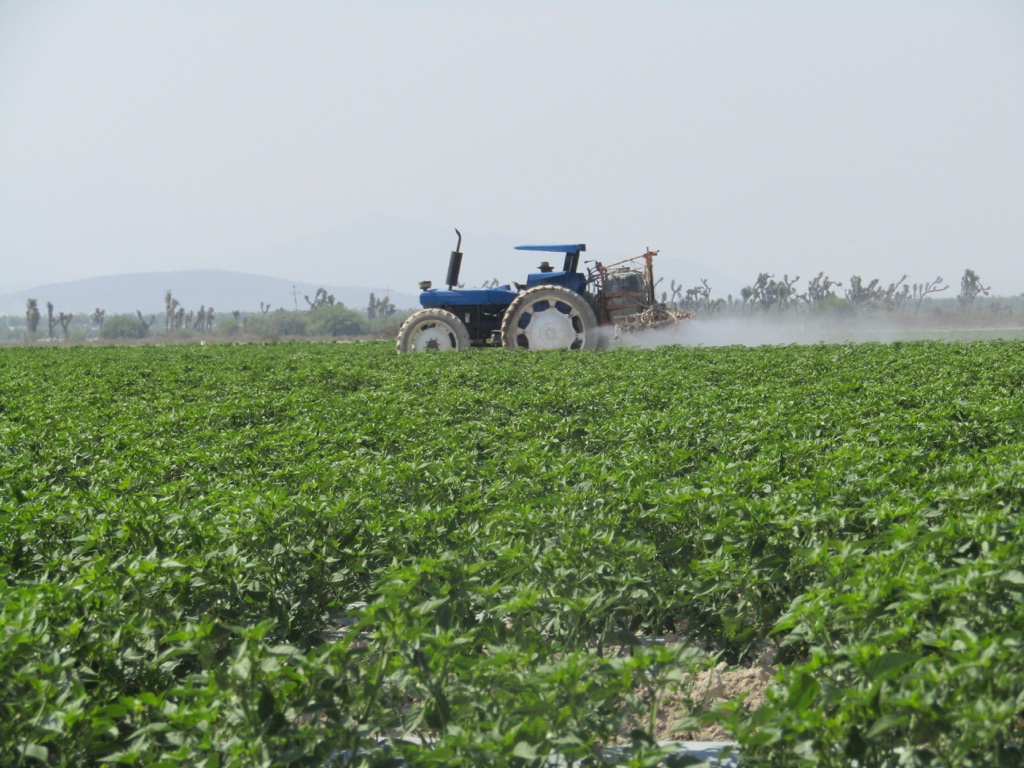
[446,228,463,289]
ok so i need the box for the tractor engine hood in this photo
[420,287,519,307]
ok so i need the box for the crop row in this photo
[2,340,1023,766]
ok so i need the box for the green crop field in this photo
[2,340,1023,767]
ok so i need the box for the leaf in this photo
[786,672,821,711]
[258,686,276,722]
[865,652,918,681]
[866,712,910,739]
[19,744,48,763]
[512,741,538,760]
[1000,570,1024,585]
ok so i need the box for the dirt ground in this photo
[650,642,778,742]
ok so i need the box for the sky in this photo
[1,0,1022,299]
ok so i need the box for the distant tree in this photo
[667,279,685,308]
[912,277,948,315]
[260,302,272,314]
[46,301,56,340]
[25,299,40,335]
[58,312,74,340]
[741,273,800,313]
[681,279,714,314]
[740,273,769,309]
[740,284,754,308]
[367,292,396,320]
[803,273,843,305]
[846,276,877,309]
[165,290,180,333]
[775,275,801,313]
[304,288,336,312]
[136,311,156,335]
[195,306,209,333]
[846,274,909,311]
[958,269,990,314]
[893,282,911,311]
[91,308,106,329]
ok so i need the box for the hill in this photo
[0,270,420,317]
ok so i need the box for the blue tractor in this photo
[396,229,684,353]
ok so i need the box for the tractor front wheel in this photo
[396,309,472,353]
[500,286,599,351]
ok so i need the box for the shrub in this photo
[216,317,242,337]
[367,311,413,338]
[308,304,366,337]
[246,310,308,337]
[99,314,148,339]
[808,295,857,317]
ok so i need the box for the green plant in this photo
[2,339,1022,765]
[99,314,149,339]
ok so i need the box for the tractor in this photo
[395,229,689,353]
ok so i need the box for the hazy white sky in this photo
[2,0,1022,297]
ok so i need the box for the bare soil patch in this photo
[650,643,778,742]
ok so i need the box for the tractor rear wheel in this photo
[500,286,599,351]
[396,309,472,353]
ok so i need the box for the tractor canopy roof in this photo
[515,243,586,275]
[514,244,586,254]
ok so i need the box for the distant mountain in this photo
[0,270,420,317]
